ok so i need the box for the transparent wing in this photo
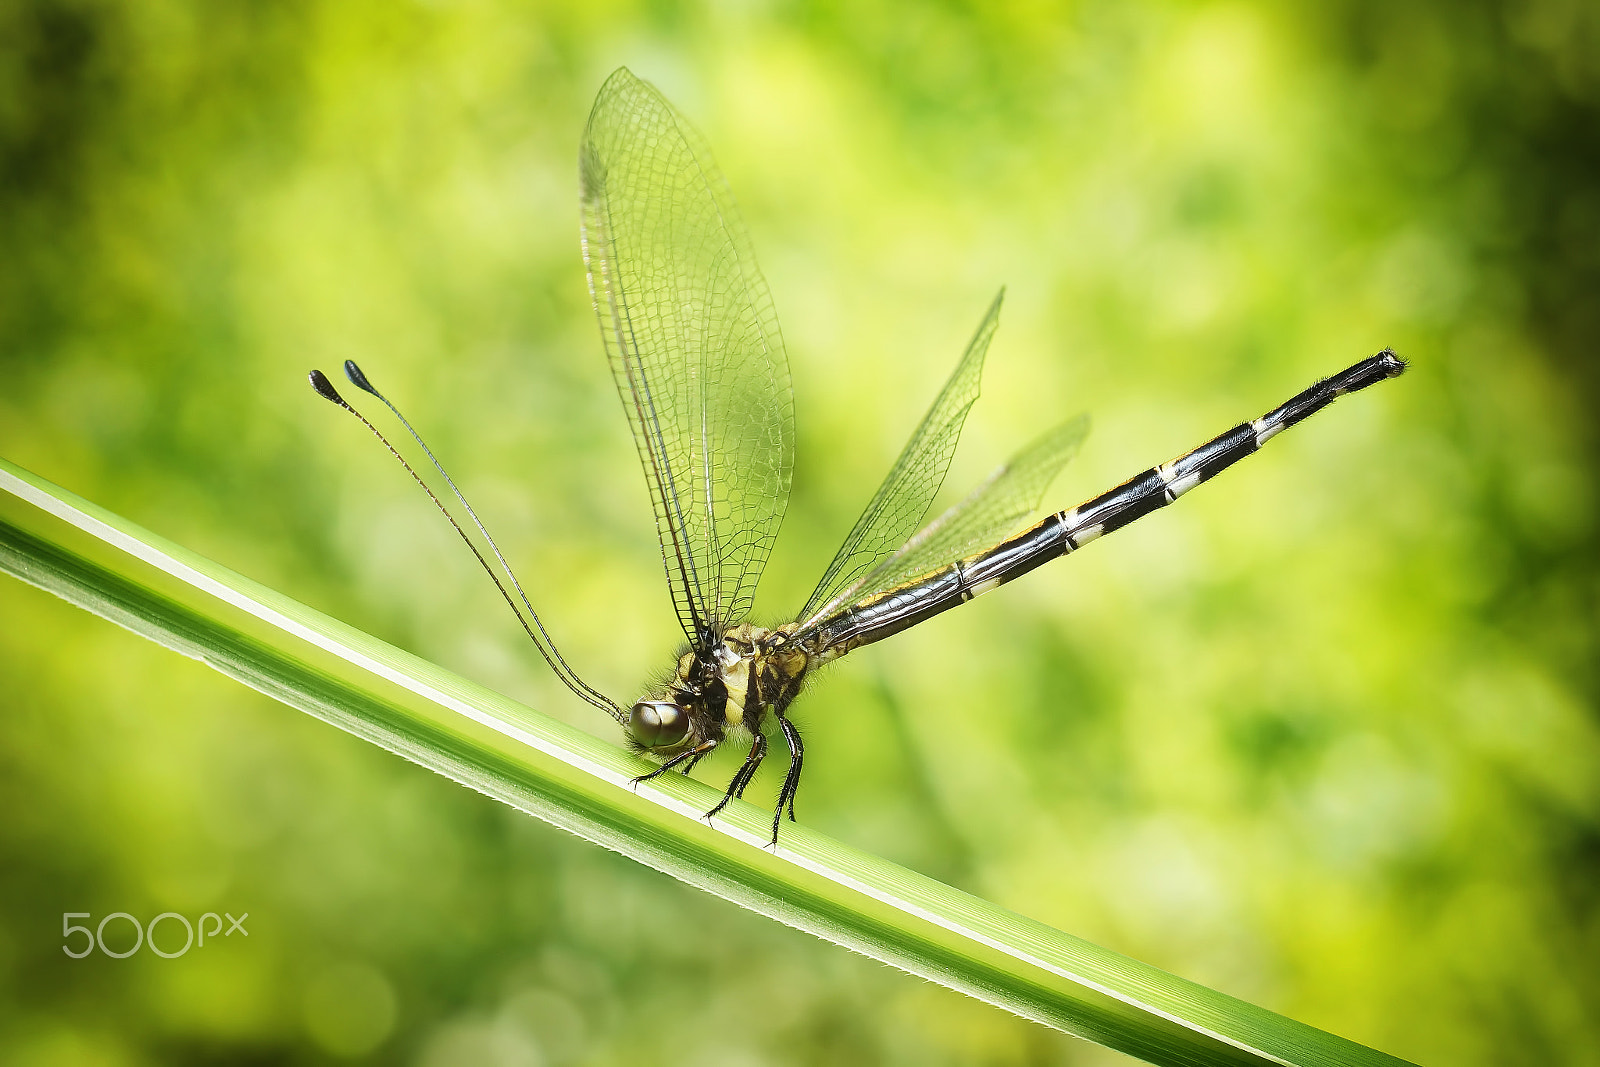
[580,68,793,640]
[805,414,1089,627]
[798,291,1003,627]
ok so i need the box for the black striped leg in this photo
[632,740,716,784]
[770,713,805,845]
[705,731,767,819]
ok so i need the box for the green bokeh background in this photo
[2,1,1597,1063]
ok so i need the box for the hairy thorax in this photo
[630,623,818,762]
[690,622,809,730]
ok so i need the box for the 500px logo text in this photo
[62,911,249,959]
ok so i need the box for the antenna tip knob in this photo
[309,369,344,404]
[344,360,379,396]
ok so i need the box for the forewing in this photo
[580,68,794,640]
[798,291,1003,627]
[810,414,1089,625]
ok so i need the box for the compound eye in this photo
[628,701,689,750]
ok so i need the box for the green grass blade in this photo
[0,455,1413,1067]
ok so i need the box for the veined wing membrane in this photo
[803,414,1089,631]
[798,291,1004,629]
[580,68,794,639]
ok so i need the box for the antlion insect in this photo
[312,67,1405,845]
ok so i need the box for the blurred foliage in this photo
[1,0,1597,1064]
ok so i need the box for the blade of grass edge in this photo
[0,456,1414,1067]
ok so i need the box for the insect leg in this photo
[705,732,767,819]
[771,712,805,844]
[632,740,716,784]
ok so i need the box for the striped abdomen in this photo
[806,349,1406,656]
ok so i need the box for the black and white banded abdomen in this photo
[804,350,1406,657]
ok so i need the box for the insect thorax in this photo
[664,622,810,732]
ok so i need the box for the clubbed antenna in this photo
[308,365,624,723]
